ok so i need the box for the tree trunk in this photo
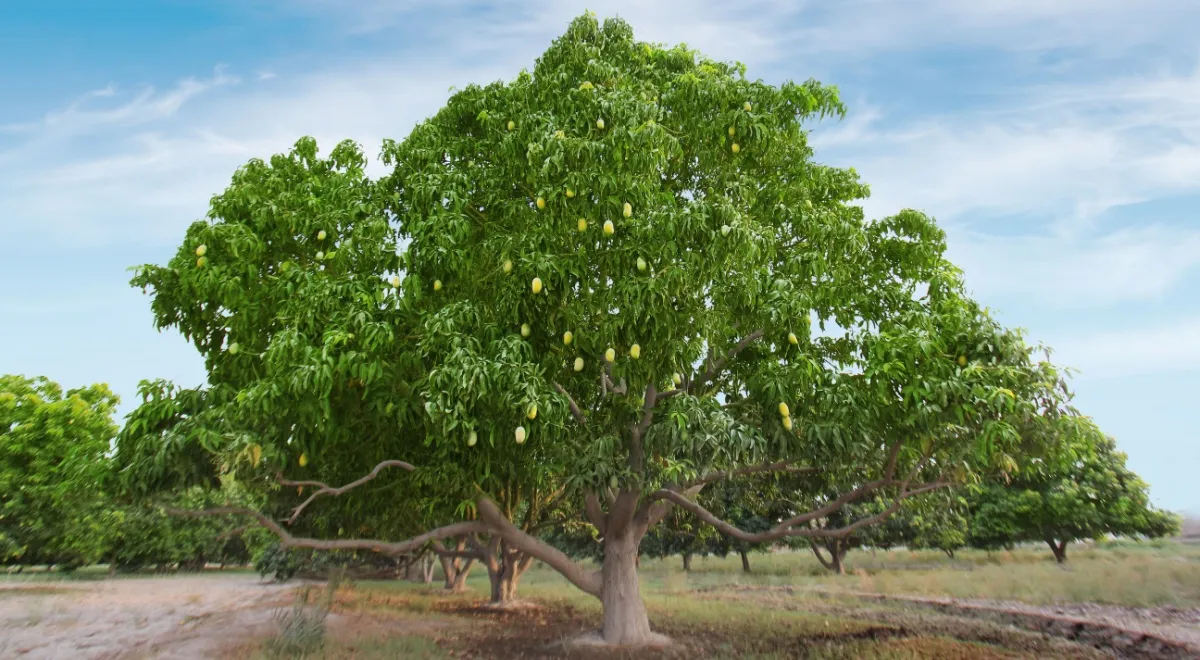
[811,540,846,575]
[1046,538,1068,563]
[481,541,531,605]
[599,530,654,645]
[681,553,692,572]
[488,559,521,603]
[447,558,474,591]
[422,555,436,583]
[437,538,476,592]
[739,550,751,573]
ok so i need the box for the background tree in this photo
[0,375,119,570]
[900,491,970,559]
[967,427,1179,562]
[124,14,1085,647]
[106,481,269,573]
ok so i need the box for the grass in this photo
[597,539,1200,608]
[281,551,1127,659]
[10,542,1195,657]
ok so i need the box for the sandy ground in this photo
[0,574,296,659]
[3,574,1198,659]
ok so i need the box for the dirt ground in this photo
[0,574,296,659]
[2,574,1199,659]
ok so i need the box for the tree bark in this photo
[437,538,475,592]
[739,550,751,573]
[1046,537,1068,563]
[811,540,846,575]
[600,528,654,645]
[447,558,474,591]
[681,553,692,572]
[480,540,531,605]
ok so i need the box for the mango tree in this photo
[376,14,1079,645]
[967,428,1178,562]
[0,375,120,570]
[126,14,1085,647]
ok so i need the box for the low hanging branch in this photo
[279,459,415,524]
[649,443,948,543]
[476,496,602,597]
[164,458,489,559]
[683,460,818,489]
[166,506,488,556]
[650,480,951,542]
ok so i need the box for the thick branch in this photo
[651,480,951,543]
[608,490,642,538]
[602,362,627,395]
[644,484,704,528]
[810,541,835,570]
[692,329,765,391]
[629,383,658,475]
[769,477,893,531]
[553,383,587,425]
[476,497,602,597]
[684,461,817,489]
[431,539,483,561]
[585,492,608,536]
[167,506,485,556]
[281,459,415,524]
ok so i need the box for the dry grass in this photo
[319,558,1126,659]
[611,539,1200,608]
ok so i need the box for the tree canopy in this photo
[119,13,1096,646]
[967,428,1179,562]
[1,375,119,568]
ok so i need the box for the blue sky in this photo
[2,1,1197,512]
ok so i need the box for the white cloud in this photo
[949,225,1200,308]
[0,2,809,248]
[1052,318,1200,378]
[778,0,1200,58]
[807,63,1200,308]
[272,0,1200,61]
[0,62,515,246]
[814,65,1200,233]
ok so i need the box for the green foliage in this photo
[967,428,1180,555]
[0,375,119,568]
[107,483,269,572]
[119,16,1097,628]
[256,541,301,582]
[377,12,1075,498]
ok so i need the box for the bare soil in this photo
[4,575,1198,659]
[0,574,294,659]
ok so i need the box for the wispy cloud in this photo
[784,0,1200,56]
[807,60,1200,310]
[814,65,1200,232]
[950,225,1200,308]
[0,69,238,141]
[1053,317,1200,379]
[268,0,1200,62]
